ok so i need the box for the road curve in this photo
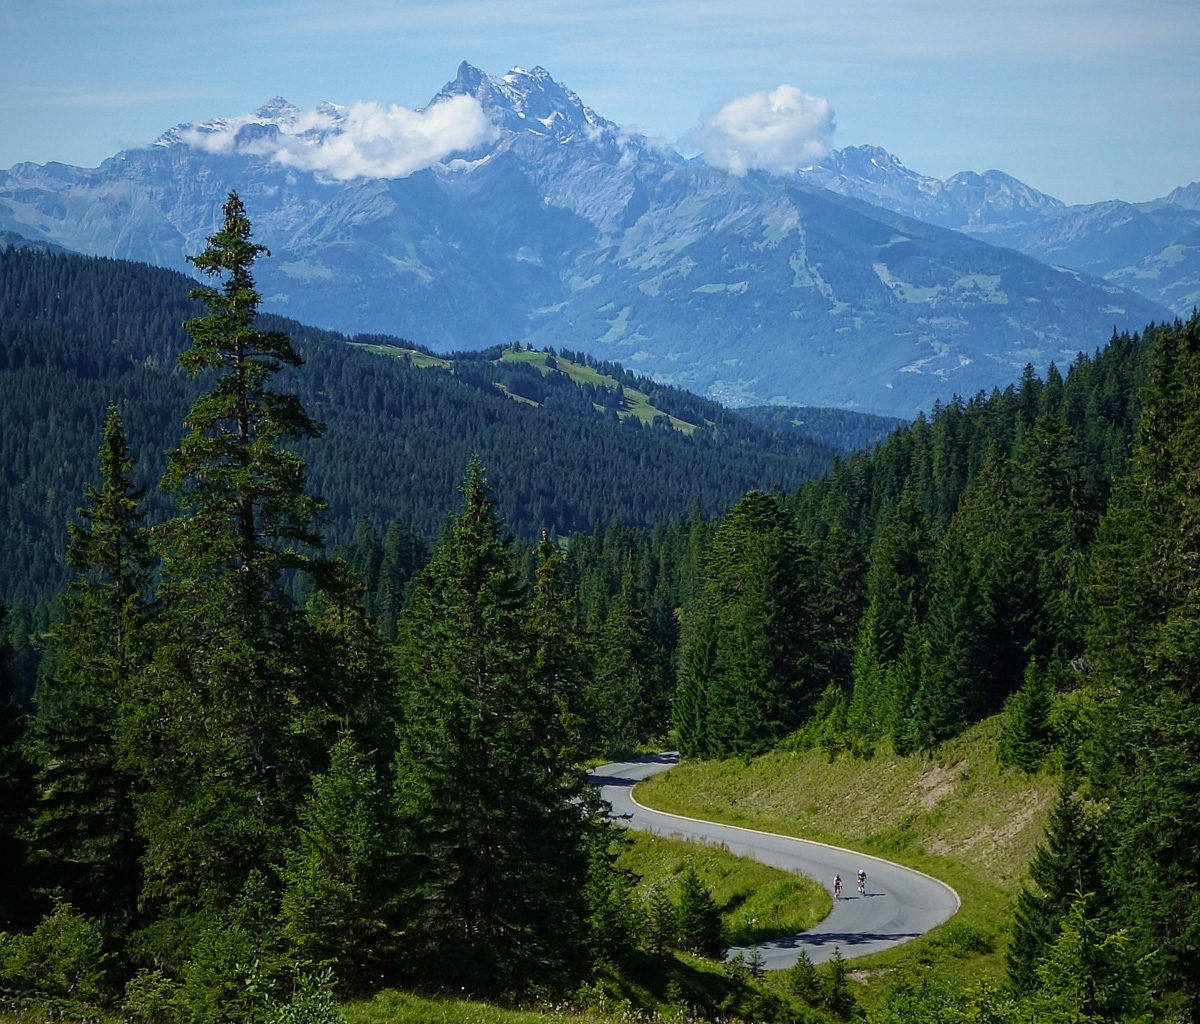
[588,752,960,969]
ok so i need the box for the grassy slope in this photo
[618,830,830,945]
[344,991,598,1024]
[353,342,704,434]
[348,341,452,369]
[637,718,1058,995]
[500,349,703,433]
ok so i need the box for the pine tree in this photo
[679,491,809,757]
[530,531,588,762]
[120,193,332,955]
[578,820,639,969]
[909,446,1030,749]
[675,866,725,958]
[307,559,398,773]
[820,947,855,1019]
[1082,315,1200,1016]
[590,555,663,752]
[26,407,150,934]
[0,603,35,929]
[374,518,427,638]
[1029,894,1147,1023]
[1006,785,1106,992]
[280,731,399,991]
[160,189,327,584]
[1013,414,1092,662]
[787,948,819,1004]
[807,525,866,697]
[674,599,718,758]
[906,518,989,750]
[645,882,676,956]
[345,518,383,620]
[847,493,932,741]
[997,659,1054,772]
[392,459,589,995]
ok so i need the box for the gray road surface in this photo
[589,752,960,969]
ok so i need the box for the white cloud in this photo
[689,85,835,176]
[180,95,497,181]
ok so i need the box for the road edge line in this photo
[624,766,962,916]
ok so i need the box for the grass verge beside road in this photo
[618,830,830,946]
[635,717,1058,996]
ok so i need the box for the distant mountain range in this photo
[0,63,1181,417]
[796,146,1200,316]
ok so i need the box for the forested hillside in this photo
[4,193,1200,1024]
[0,244,835,608]
[663,313,1200,1020]
[0,198,667,1019]
[738,404,906,454]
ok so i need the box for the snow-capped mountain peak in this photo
[253,96,303,124]
[797,144,1064,227]
[153,96,305,149]
[0,60,1183,420]
[435,61,614,142]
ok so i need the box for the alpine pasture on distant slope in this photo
[0,63,1172,417]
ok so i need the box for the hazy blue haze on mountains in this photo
[799,147,1200,316]
[0,64,1176,417]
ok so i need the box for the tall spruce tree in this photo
[392,460,589,995]
[847,493,932,741]
[120,193,333,957]
[27,407,150,935]
[0,604,34,929]
[807,525,866,697]
[590,556,663,751]
[1083,314,1200,1017]
[530,531,588,763]
[308,560,398,770]
[677,491,808,756]
[674,599,719,759]
[1013,414,1092,665]
[374,518,427,638]
[908,446,1030,749]
[280,730,399,991]
[1006,785,1107,993]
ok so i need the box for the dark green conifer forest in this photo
[1,196,653,1017]
[2,195,1200,1022]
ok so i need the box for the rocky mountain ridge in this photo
[0,62,1174,416]
[799,145,1200,314]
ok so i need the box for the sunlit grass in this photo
[349,342,451,369]
[619,830,829,945]
[633,717,1058,1002]
[500,349,700,434]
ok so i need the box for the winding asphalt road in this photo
[588,752,960,969]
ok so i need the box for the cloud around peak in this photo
[689,85,835,176]
[179,95,496,180]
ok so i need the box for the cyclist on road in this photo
[833,874,842,900]
[857,869,867,897]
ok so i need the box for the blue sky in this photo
[2,0,1197,205]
